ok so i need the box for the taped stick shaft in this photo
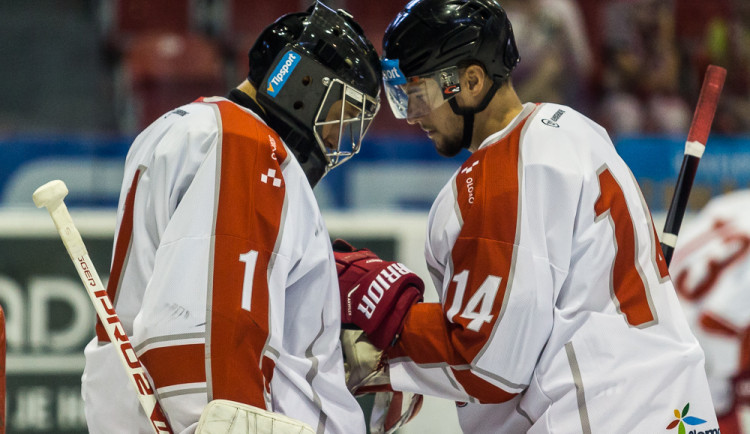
[33,181,173,433]
[661,65,726,265]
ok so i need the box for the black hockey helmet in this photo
[383,0,519,83]
[248,1,381,187]
[381,0,519,147]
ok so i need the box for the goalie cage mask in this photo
[248,1,381,187]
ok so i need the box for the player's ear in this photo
[462,64,488,98]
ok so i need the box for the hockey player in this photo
[334,0,721,432]
[670,190,750,434]
[81,3,380,433]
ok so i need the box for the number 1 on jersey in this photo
[240,250,259,312]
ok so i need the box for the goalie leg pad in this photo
[196,399,315,434]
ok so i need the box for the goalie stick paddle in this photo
[33,180,173,434]
[661,65,726,266]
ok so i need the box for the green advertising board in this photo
[0,210,406,433]
[0,211,115,433]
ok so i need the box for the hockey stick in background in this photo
[661,65,727,266]
[33,180,173,434]
[0,306,5,434]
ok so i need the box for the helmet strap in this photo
[448,80,500,149]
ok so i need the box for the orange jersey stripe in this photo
[140,344,205,389]
[208,100,286,408]
[451,369,516,403]
[393,115,530,402]
[448,117,524,345]
[97,168,142,343]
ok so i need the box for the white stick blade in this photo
[32,180,69,208]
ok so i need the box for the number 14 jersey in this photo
[388,103,719,433]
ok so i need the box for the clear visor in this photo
[382,63,461,120]
[314,78,379,169]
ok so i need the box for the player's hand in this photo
[341,329,423,434]
[332,239,424,349]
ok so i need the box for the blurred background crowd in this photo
[1,0,750,139]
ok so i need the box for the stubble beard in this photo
[433,130,465,157]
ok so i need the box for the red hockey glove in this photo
[333,239,424,349]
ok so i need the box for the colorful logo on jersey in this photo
[666,403,708,433]
[267,50,301,97]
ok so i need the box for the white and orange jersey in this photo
[388,103,719,432]
[81,97,365,434]
[670,190,750,433]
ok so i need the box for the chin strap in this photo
[448,80,500,149]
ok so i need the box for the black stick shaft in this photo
[659,65,725,267]
[661,155,700,266]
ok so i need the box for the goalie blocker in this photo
[332,239,424,349]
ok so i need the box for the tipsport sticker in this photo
[267,50,301,97]
[381,58,406,85]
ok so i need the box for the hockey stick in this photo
[661,65,726,266]
[33,180,173,434]
[0,305,5,434]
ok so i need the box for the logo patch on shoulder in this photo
[541,109,566,128]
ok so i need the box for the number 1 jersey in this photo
[81,97,364,433]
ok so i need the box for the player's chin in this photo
[434,137,464,158]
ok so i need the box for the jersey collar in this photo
[477,102,537,151]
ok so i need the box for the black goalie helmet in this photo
[381,0,520,120]
[248,2,381,186]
